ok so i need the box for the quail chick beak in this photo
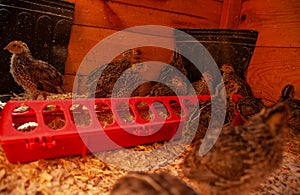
[3,46,8,50]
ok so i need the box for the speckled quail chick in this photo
[169,48,188,77]
[181,92,228,146]
[110,172,198,195]
[221,64,253,98]
[278,84,300,137]
[235,96,265,123]
[183,103,289,195]
[86,49,141,98]
[112,63,153,97]
[147,48,189,97]
[191,72,213,96]
[148,75,188,96]
[4,40,65,99]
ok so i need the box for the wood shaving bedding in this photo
[0,93,299,194]
[0,138,299,195]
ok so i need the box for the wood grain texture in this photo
[73,0,222,29]
[219,0,242,28]
[246,47,300,105]
[239,0,300,47]
[64,25,175,75]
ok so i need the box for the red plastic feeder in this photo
[0,96,212,163]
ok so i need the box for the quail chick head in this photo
[4,40,65,99]
[278,84,300,137]
[221,64,253,98]
[183,103,289,195]
[110,172,198,195]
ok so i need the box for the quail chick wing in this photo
[110,172,198,195]
[27,58,65,94]
[183,103,289,195]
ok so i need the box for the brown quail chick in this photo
[236,96,265,123]
[148,75,188,96]
[112,63,152,97]
[181,92,228,146]
[86,49,141,98]
[278,84,300,137]
[169,48,188,77]
[4,40,65,99]
[110,172,198,195]
[221,64,253,98]
[182,103,289,195]
[148,57,189,97]
[131,81,156,97]
[191,72,213,96]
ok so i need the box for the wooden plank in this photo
[72,0,222,29]
[219,0,241,28]
[239,0,300,47]
[65,25,175,75]
[246,47,300,105]
[109,0,224,19]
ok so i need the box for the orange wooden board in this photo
[72,0,222,29]
[239,0,300,47]
[247,47,300,105]
[65,25,176,76]
[109,0,223,20]
[219,0,241,28]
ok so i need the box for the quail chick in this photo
[182,91,228,145]
[183,103,289,195]
[4,40,65,99]
[148,75,188,96]
[86,49,141,98]
[221,64,253,98]
[148,57,189,97]
[169,48,188,77]
[236,96,265,122]
[112,63,152,97]
[110,172,198,195]
[191,72,213,96]
[278,84,300,136]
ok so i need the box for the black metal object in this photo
[174,29,258,82]
[0,0,74,94]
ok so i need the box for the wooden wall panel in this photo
[73,0,223,29]
[65,25,176,75]
[240,0,300,104]
[64,0,300,104]
[64,0,223,91]
[239,0,300,47]
[247,47,300,105]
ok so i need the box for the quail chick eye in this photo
[12,44,16,47]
